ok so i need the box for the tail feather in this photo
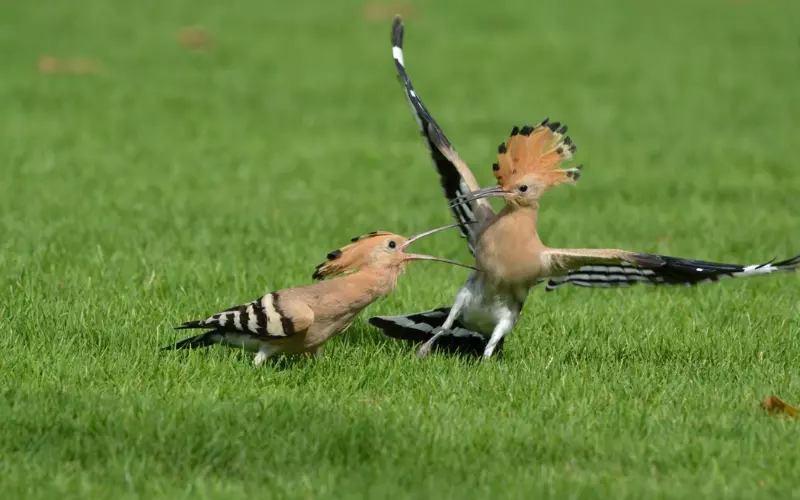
[161,331,220,350]
[175,320,205,330]
[391,16,492,255]
[369,308,501,357]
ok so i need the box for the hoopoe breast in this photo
[475,215,546,286]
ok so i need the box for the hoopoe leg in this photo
[483,317,514,359]
[417,289,470,358]
[253,343,278,367]
[310,346,324,359]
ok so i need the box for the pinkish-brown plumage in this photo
[163,223,474,366]
[370,16,800,360]
[494,121,581,198]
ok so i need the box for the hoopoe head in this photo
[312,223,476,280]
[451,119,582,209]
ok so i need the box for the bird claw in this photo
[253,353,267,367]
[416,327,447,358]
[416,343,433,358]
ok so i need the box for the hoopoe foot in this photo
[481,336,507,360]
[253,344,277,367]
[253,352,268,367]
[417,327,447,358]
[482,343,499,360]
[416,340,435,358]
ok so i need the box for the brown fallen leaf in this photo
[37,56,103,75]
[177,27,213,50]
[363,2,417,22]
[760,395,799,417]
[37,56,60,73]
[65,58,101,74]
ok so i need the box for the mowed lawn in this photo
[2,0,800,498]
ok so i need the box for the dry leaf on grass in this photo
[177,27,213,50]
[37,56,103,75]
[760,395,799,417]
[363,2,417,22]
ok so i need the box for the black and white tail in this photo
[391,16,492,255]
[546,253,800,291]
[369,307,503,356]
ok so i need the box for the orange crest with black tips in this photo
[492,118,583,192]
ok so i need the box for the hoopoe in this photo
[163,223,475,366]
[369,17,800,359]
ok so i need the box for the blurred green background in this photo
[1,0,799,498]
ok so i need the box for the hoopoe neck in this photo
[475,204,546,286]
[485,203,542,243]
[501,203,540,227]
[312,266,401,315]
[346,267,402,307]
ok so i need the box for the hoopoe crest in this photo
[455,120,582,208]
[496,120,581,192]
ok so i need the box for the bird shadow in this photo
[162,347,317,372]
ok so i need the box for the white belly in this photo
[456,273,529,335]
[460,307,497,335]
[219,333,265,352]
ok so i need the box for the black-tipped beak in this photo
[449,185,507,208]
[401,222,474,249]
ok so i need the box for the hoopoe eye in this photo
[518,185,528,193]
[388,241,397,249]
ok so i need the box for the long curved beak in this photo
[401,222,473,248]
[401,222,478,271]
[448,185,506,208]
[403,253,476,271]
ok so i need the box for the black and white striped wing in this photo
[545,252,800,291]
[392,17,494,255]
[176,292,299,339]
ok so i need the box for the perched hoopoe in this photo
[369,17,800,359]
[163,223,475,366]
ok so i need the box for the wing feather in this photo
[542,249,800,291]
[174,292,312,339]
[391,17,494,254]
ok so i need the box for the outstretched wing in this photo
[391,16,494,254]
[174,292,313,339]
[542,249,800,290]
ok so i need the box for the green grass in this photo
[2,0,800,497]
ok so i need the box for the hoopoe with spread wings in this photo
[369,17,800,359]
[163,223,474,366]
